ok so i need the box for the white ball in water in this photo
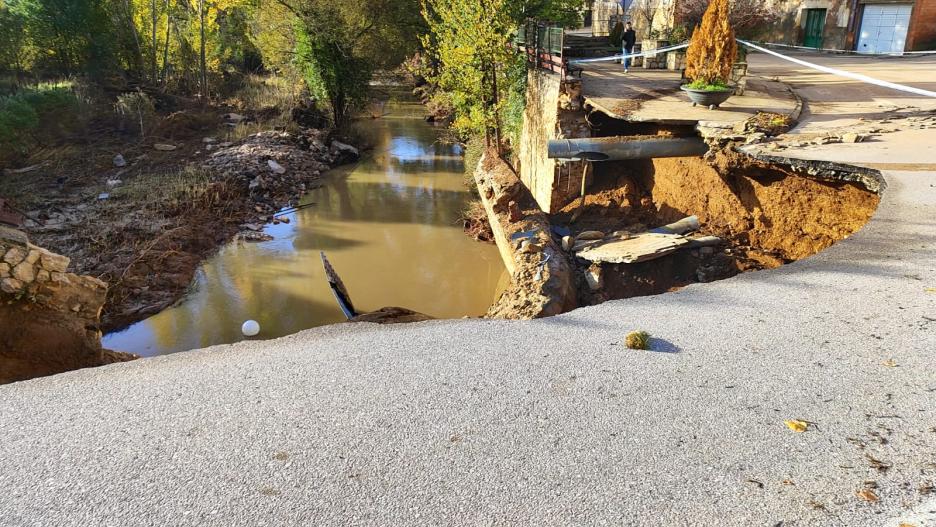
[241,319,260,337]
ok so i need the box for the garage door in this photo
[856,4,912,54]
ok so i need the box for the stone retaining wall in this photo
[1,226,115,384]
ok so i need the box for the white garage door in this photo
[856,4,912,54]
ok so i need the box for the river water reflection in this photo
[103,99,508,356]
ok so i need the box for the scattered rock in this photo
[519,240,542,254]
[576,230,605,241]
[106,179,122,188]
[267,159,286,175]
[561,235,574,251]
[202,137,217,144]
[241,223,262,232]
[585,266,603,291]
[331,140,360,164]
[841,132,866,144]
[507,201,522,222]
[238,231,274,242]
[153,143,177,151]
[223,113,246,123]
[1,277,23,294]
[274,216,290,224]
[97,193,110,200]
[113,154,127,167]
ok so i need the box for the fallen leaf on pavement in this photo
[883,359,898,367]
[925,287,936,293]
[785,419,809,433]
[856,488,879,502]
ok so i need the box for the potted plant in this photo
[680,0,737,109]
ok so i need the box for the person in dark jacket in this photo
[622,22,637,72]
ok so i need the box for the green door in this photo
[803,9,827,48]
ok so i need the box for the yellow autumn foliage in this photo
[684,0,737,85]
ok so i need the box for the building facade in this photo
[586,0,936,52]
[754,0,935,52]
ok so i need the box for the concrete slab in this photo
[580,62,798,124]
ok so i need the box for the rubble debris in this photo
[113,154,127,167]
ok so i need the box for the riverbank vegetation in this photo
[418,0,584,157]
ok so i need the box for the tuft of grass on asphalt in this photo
[625,330,651,350]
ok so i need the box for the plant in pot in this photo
[680,0,737,109]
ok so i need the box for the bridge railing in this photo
[514,21,567,77]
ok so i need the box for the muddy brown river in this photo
[104,100,508,356]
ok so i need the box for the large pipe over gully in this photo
[547,136,709,161]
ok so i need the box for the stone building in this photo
[762,0,936,52]
[586,0,936,53]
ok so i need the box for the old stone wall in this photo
[519,69,563,213]
[518,71,591,214]
[761,0,852,49]
[1,226,113,384]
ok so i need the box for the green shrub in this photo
[0,83,80,159]
[115,90,156,138]
[686,78,731,91]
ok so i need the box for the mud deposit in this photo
[478,144,880,318]
[554,150,880,307]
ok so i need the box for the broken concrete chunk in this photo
[841,132,866,144]
[106,179,122,188]
[577,233,690,264]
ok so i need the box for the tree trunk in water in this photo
[199,0,207,99]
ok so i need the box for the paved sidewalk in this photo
[580,61,798,124]
[1,53,935,527]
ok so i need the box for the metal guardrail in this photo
[515,21,568,77]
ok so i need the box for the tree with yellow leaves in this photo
[684,0,737,89]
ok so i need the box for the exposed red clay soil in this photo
[545,149,880,309]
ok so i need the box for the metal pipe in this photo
[547,136,709,161]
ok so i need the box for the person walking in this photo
[622,22,637,73]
